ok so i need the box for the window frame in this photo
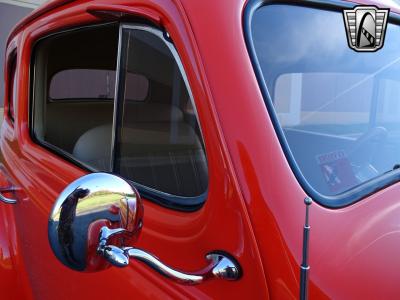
[7,52,17,123]
[29,22,208,212]
[243,0,400,208]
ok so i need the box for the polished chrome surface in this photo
[48,172,143,272]
[49,172,241,284]
[0,188,18,204]
[124,247,204,284]
[125,248,241,284]
[97,224,241,284]
[103,245,130,267]
[206,253,241,281]
[110,24,123,172]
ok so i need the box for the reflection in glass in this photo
[252,5,400,196]
[114,29,208,197]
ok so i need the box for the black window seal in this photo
[243,0,400,208]
[29,22,208,212]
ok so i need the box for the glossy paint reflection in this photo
[2,0,270,297]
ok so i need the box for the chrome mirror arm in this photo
[98,226,241,285]
[124,248,241,285]
[48,173,242,283]
[98,227,127,248]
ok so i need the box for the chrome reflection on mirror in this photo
[49,172,241,284]
[48,173,143,272]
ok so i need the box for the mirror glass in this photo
[48,173,143,272]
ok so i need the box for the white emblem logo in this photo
[343,6,389,52]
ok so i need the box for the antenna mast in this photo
[300,197,312,300]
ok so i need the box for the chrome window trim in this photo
[110,24,123,171]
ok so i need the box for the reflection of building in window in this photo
[252,3,400,199]
[274,72,375,132]
[377,79,400,123]
[274,73,302,127]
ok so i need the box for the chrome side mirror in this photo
[49,173,241,284]
[48,173,143,272]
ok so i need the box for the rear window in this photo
[49,69,149,101]
[247,3,400,205]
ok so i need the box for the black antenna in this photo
[300,197,312,300]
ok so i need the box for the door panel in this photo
[3,117,267,299]
[1,2,269,298]
[309,185,400,299]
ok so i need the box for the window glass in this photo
[274,73,373,133]
[49,69,148,101]
[251,5,400,197]
[32,25,119,168]
[8,57,17,120]
[32,24,208,200]
[113,28,208,197]
[49,69,116,100]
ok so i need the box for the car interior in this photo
[252,4,400,199]
[272,72,399,196]
[32,24,208,197]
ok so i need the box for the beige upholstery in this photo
[72,124,112,170]
[72,103,208,196]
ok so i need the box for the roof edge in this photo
[6,0,75,46]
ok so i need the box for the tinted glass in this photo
[114,28,208,197]
[32,24,208,202]
[49,69,149,101]
[49,69,116,100]
[251,5,400,196]
[32,25,118,167]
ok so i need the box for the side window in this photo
[274,72,374,133]
[247,3,400,205]
[113,27,208,197]
[32,24,119,168]
[32,24,208,206]
[8,55,17,121]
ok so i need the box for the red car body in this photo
[1,0,399,299]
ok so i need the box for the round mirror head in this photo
[48,173,143,272]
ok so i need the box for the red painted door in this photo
[0,1,268,299]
